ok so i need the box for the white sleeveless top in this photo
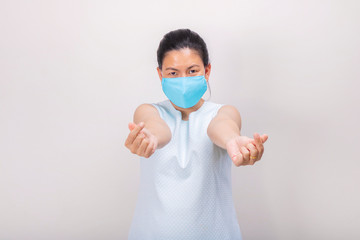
[128,99,242,240]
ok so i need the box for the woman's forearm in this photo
[142,119,172,149]
[207,117,241,149]
[133,104,172,149]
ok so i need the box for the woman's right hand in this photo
[124,122,158,158]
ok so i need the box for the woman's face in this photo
[157,48,211,81]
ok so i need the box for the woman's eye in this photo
[170,72,176,76]
[189,69,197,74]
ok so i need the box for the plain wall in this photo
[1,0,359,239]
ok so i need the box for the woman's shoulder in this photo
[138,100,172,117]
[135,100,168,111]
[151,99,169,107]
[133,100,170,122]
[205,100,232,111]
[205,101,240,118]
[206,101,238,110]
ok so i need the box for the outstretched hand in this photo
[225,133,268,166]
[124,122,158,158]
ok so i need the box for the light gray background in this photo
[1,0,359,239]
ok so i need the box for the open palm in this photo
[226,133,268,166]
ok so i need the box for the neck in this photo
[170,98,205,120]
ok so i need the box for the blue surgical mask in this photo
[161,75,208,108]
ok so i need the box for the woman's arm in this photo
[124,104,171,158]
[133,104,171,149]
[207,105,268,166]
[207,105,242,149]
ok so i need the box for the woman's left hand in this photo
[225,133,268,167]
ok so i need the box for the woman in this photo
[125,29,268,240]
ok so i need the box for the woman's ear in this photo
[205,64,211,81]
[157,67,163,82]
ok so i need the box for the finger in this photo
[144,140,155,158]
[240,146,250,165]
[259,134,268,159]
[125,125,136,148]
[137,137,149,156]
[252,133,264,159]
[229,146,241,162]
[126,122,145,146]
[226,141,242,164]
[232,152,244,167]
[257,139,265,160]
[130,132,145,153]
[247,142,258,165]
[257,144,264,160]
[152,138,158,152]
[138,127,157,152]
[141,127,153,138]
[128,122,136,131]
[261,134,268,143]
[253,133,263,148]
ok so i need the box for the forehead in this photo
[162,48,203,69]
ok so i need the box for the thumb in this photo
[226,141,242,162]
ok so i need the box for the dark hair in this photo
[157,29,209,69]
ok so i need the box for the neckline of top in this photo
[166,99,208,122]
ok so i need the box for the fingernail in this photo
[139,122,144,127]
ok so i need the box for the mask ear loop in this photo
[204,80,212,101]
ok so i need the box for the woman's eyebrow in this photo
[165,67,179,71]
[187,64,200,69]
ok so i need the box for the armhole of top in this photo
[212,103,225,120]
[150,103,163,120]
